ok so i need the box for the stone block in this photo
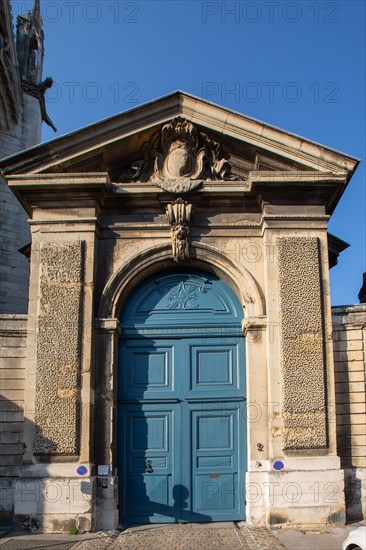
[348,403,366,414]
[0,442,24,455]
[337,423,366,436]
[0,368,25,379]
[0,378,25,390]
[336,381,365,394]
[335,370,365,383]
[336,392,366,404]
[0,389,24,401]
[0,431,22,444]
[338,329,364,341]
[333,340,364,351]
[336,351,365,362]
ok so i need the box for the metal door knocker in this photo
[145,459,153,473]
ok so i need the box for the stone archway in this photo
[94,242,265,528]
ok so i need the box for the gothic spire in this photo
[31,0,42,28]
[32,0,41,19]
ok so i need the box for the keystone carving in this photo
[166,198,192,263]
[118,116,240,192]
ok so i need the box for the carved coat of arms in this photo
[117,116,239,193]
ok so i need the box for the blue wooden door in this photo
[118,271,246,524]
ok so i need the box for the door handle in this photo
[145,459,153,473]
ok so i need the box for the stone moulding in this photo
[277,236,327,450]
[33,241,84,455]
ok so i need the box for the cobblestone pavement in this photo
[75,523,285,550]
[0,524,285,550]
[0,542,76,550]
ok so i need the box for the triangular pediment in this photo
[0,91,359,213]
[0,91,358,175]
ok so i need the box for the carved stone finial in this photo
[117,116,241,191]
[166,198,192,263]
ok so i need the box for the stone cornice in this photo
[110,172,347,195]
[179,95,358,175]
[6,172,110,187]
[6,172,110,215]
[5,169,350,217]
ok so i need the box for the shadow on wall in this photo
[0,395,25,527]
[344,469,363,524]
[334,366,364,523]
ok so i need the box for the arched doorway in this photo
[118,270,246,524]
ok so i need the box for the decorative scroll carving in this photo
[33,242,84,455]
[166,198,192,263]
[167,281,210,310]
[277,237,327,450]
[117,116,240,192]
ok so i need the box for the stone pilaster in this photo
[93,318,120,530]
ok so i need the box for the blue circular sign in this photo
[273,460,284,471]
[77,465,88,476]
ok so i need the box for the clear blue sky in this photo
[13,0,365,305]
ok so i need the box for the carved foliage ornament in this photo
[118,116,240,193]
[166,198,192,263]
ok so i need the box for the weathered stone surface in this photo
[33,242,84,455]
[277,237,327,449]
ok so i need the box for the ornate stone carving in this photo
[38,77,57,132]
[0,13,20,124]
[277,237,327,450]
[166,198,192,263]
[117,116,240,192]
[16,0,44,85]
[33,242,84,455]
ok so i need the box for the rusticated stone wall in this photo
[277,236,327,450]
[33,242,84,455]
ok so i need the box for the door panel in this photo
[120,341,176,399]
[121,405,178,523]
[119,271,246,524]
[186,339,243,399]
[190,404,244,521]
